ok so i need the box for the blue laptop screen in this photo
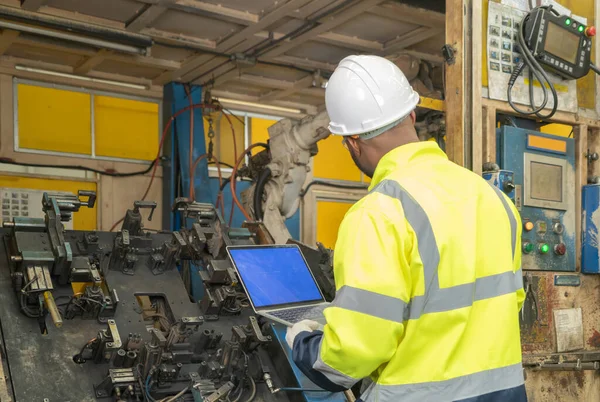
[228,246,323,308]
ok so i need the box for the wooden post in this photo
[445,0,465,166]
[470,0,483,174]
[574,124,588,271]
[482,105,497,164]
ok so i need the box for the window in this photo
[14,79,161,162]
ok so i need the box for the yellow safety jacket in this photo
[292,142,526,402]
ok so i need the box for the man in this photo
[285,55,527,402]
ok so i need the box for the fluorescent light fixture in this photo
[215,97,302,114]
[15,65,148,90]
[0,19,148,55]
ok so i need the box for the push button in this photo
[524,221,534,232]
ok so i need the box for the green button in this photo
[523,242,534,254]
[579,25,585,32]
[539,243,550,254]
[566,18,572,25]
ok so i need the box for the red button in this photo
[554,243,567,256]
[586,26,596,37]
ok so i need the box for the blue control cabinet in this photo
[496,127,575,271]
[582,185,600,273]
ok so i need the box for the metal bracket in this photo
[442,44,456,65]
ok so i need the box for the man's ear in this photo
[347,137,361,156]
[409,110,417,125]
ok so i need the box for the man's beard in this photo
[348,146,374,178]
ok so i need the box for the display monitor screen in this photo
[530,161,563,203]
[545,21,579,64]
[228,246,323,308]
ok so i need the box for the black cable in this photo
[300,180,368,197]
[0,157,157,177]
[208,161,235,169]
[19,293,40,318]
[590,63,600,75]
[253,167,271,221]
[508,7,559,120]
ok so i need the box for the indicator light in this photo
[524,221,534,231]
[539,243,550,254]
[523,242,534,254]
[566,18,571,25]
[579,25,585,32]
[554,243,567,256]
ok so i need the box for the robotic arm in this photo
[242,111,330,243]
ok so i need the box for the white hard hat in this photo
[325,55,420,137]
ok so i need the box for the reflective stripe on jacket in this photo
[292,142,527,402]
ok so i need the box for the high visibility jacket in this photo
[292,142,526,402]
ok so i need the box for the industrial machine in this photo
[581,185,600,274]
[493,126,575,271]
[0,191,346,401]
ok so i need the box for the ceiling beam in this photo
[384,27,443,54]
[287,0,337,20]
[110,53,181,70]
[260,75,314,102]
[12,36,182,71]
[20,0,46,11]
[213,89,318,115]
[233,74,325,98]
[158,0,314,84]
[173,0,258,25]
[136,0,259,25]
[270,55,337,71]
[37,6,125,29]
[143,27,216,50]
[0,29,20,56]
[126,4,168,32]
[73,49,112,75]
[369,3,445,28]
[314,31,384,53]
[238,74,296,90]
[259,0,386,59]
[393,49,444,64]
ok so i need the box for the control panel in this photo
[524,7,595,79]
[496,127,575,271]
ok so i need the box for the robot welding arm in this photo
[243,111,330,243]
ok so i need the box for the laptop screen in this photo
[228,245,324,309]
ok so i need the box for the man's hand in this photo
[285,320,320,349]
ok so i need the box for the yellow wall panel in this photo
[95,96,159,161]
[17,84,91,155]
[316,200,353,249]
[313,135,362,182]
[250,117,277,154]
[0,175,97,230]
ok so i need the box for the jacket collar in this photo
[369,141,447,191]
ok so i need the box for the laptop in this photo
[227,244,329,327]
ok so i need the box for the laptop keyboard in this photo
[269,305,327,324]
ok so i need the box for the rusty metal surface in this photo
[523,272,600,400]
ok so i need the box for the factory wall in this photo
[481,0,599,397]
[0,73,164,231]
